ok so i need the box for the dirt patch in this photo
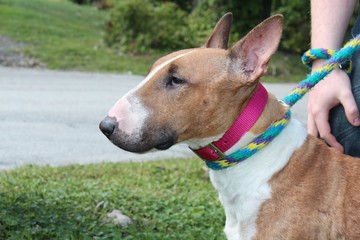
[0,36,45,68]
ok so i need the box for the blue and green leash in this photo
[206,34,360,170]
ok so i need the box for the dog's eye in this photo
[166,76,186,87]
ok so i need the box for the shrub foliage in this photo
[104,0,312,54]
[104,0,188,53]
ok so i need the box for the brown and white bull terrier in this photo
[99,13,360,239]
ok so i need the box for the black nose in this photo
[99,117,117,136]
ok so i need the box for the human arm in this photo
[308,0,360,152]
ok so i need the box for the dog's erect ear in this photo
[203,12,233,49]
[230,15,283,82]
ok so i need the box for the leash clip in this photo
[278,100,289,108]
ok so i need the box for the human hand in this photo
[307,67,360,152]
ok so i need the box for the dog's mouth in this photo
[109,132,177,153]
[155,137,177,150]
[100,118,178,153]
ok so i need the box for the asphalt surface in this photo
[0,67,309,171]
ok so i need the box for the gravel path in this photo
[0,35,44,68]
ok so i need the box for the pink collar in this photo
[191,83,268,161]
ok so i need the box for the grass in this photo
[0,0,309,81]
[0,0,160,74]
[0,159,226,240]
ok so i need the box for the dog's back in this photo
[254,135,360,239]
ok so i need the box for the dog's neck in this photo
[189,83,269,162]
[193,92,307,239]
[186,84,288,158]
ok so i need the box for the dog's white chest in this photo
[209,119,307,240]
[210,161,272,240]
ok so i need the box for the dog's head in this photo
[99,13,283,153]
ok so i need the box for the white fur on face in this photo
[107,96,148,137]
[107,50,196,138]
[135,50,196,90]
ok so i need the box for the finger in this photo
[339,91,360,126]
[322,133,344,153]
[307,113,319,137]
[316,111,344,152]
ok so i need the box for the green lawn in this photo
[0,0,160,74]
[0,0,308,81]
[0,159,226,240]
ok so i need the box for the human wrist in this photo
[311,59,326,70]
[304,48,352,74]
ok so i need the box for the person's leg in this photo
[329,49,360,157]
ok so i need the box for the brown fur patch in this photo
[250,93,288,135]
[253,136,360,239]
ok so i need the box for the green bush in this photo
[185,3,221,47]
[172,1,236,49]
[205,0,310,53]
[105,0,312,54]
[190,0,311,53]
[104,0,245,53]
[273,0,311,53]
[105,0,188,53]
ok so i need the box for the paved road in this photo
[0,67,309,171]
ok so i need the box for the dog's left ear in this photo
[203,12,233,49]
[230,15,283,82]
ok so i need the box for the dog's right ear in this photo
[203,12,233,49]
[229,15,283,82]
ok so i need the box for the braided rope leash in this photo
[302,48,352,74]
[206,34,360,170]
[283,34,360,107]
